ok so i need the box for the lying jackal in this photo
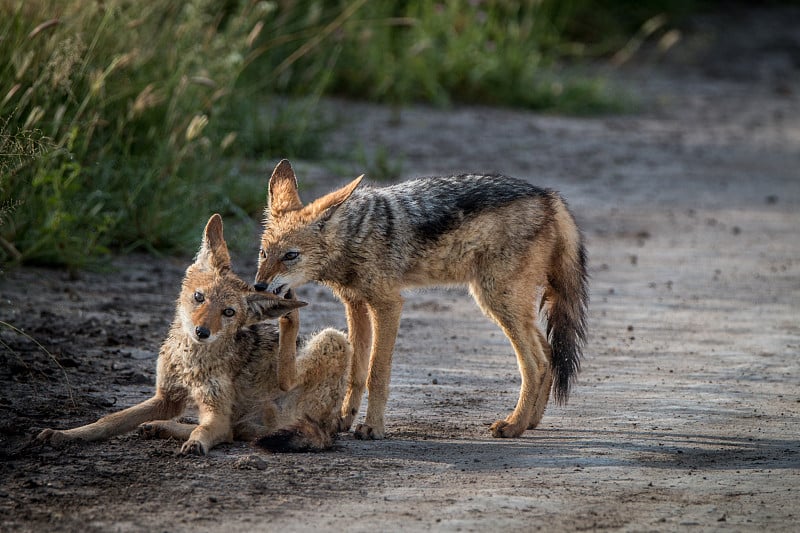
[255,160,588,440]
[37,214,351,454]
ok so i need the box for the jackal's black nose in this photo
[254,282,269,292]
[195,326,210,339]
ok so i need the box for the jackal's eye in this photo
[193,291,205,303]
[259,248,266,259]
[222,308,236,317]
[282,251,299,262]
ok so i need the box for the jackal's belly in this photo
[403,251,473,287]
[400,206,550,288]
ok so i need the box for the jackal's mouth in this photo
[188,333,218,345]
[270,284,287,296]
[253,281,284,295]
[253,275,296,297]
[184,324,217,345]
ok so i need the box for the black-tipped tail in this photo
[546,209,589,405]
[254,419,334,453]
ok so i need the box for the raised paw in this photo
[490,419,526,438]
[353,423,384,440]
[280,289,300,319]
[179,439,207,456]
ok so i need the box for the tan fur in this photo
[256,161,588,440]
[37,214,352,455]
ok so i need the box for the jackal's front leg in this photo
[181,400,233,456]
[338,298,372,432]
[277,290,300,392]
[354,297,403,440]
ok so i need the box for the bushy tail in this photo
[254,417,335,453]
[544,201,589,405]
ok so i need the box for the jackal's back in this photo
[344,174,550,244]
[325,174,559,289]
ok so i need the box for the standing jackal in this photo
[255,160,588,440]
[37,214,352,455]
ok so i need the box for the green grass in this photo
[267,0,701,112]
[1,0,708,269]
[0,1,330,268]
[325,1,610,110]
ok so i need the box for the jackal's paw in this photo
[138,423,165,439]
[353,423,384,440]
[179,439,207,456]
[490,420,526,438]
[35,428,72,447]
[336,413,355,433]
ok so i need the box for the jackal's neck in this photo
[166,322,233,382]
[319,194,383,287]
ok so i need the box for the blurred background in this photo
[1,0,798,268]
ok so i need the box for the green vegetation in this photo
[0,0,702,268]
[314,1,621,111]
[0,1,271,267]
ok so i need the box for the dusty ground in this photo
[2,6,799,532]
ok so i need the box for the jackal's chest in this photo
[171,344,232,388]
[179,354,275,404]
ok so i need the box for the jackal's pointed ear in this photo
[267,159,303,218]
[195,214,232,273]
[245,293,307,320]
[305,174,364,224]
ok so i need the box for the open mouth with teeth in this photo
[253,282,286,296]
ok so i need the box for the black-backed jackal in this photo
[255,160,588,440]
[37,214,352,454]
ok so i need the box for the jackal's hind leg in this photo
[470,281,549,438]
[36,395,184,446]
[528,328,554,429]
[138,419,196,441]
[294,328,352,435]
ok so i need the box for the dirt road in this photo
[2,8,799,532]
